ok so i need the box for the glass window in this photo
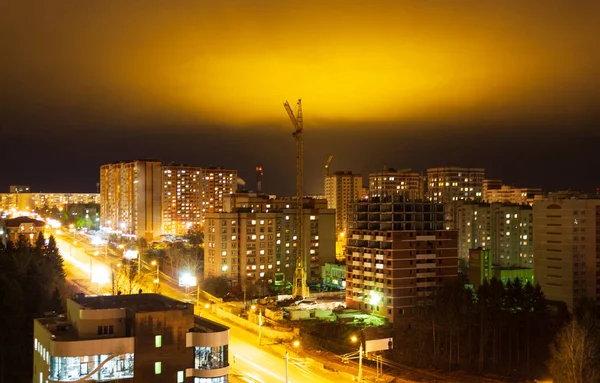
[177,370,185,383]
[155,361,162,375]
[155,335,162,348]
[194,345,228,370]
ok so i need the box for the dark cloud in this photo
[1,1,599,193]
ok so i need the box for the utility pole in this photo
[285,351,289,383]
[358,344,363,382]
[283,99,308,298]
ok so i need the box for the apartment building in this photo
[162,165,203,236]
[345,196,458,325]
[325,171,363,233]
[457,202,534,268]
[0,192,99,214]
[204,196,335,290]
[33,294,230,383]
[200,167,237,215]
[100,160,163,241]
[427,167,485,230]
[369,170,423,201]
[483,182,542,205]
[533,196,600,309]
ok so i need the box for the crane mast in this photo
[324,155,333,177]
[283,99,309,298]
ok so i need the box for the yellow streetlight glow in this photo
[351,335,358,343]
[293,340,300,347]
[251,305,256,311]
[151,260,157,266]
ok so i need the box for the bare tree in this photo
[114,260,148,295]
[548,319,599,383]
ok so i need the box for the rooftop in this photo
[192,315,229,333]
[73,293,192,313]
[4,216,46,228]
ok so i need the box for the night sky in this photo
[1,1,599,195]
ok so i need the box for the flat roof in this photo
[73,293,192,313]
[193,315,229,333]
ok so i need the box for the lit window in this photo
[155,361,162,374]
[177,370,184,383]
[310,215,316,220]
[155,335,162,348]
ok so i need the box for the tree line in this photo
[391,277,600,381]
[0,233,67,383]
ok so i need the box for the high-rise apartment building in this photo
[345,196,458,325]
[100,161,237,239]
[100,160,163,241]
[369,170,423,201]
[162,165,203,236]
[533,196,600,309]
[457,202,534,268]
[200,167,237,216]
[33,294,230,383]
[325,171,363,233]
[427,167,485,229]
[204,197,335,290]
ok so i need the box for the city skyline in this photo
[1,1,599,195]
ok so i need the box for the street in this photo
[52,230,349,383]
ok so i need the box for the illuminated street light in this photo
[351,335,363,382]
[151,260,159,286]
[286,340,302,382]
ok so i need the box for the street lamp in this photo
[151,260,160,289]
[351,335,363,382]
[285,340,301,383]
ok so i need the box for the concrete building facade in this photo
[33,294,230,383]
[204,197,336,290]
[100,160,163,241]
[0,192,99,214]
[368,170,423,201]
[427,167,485,230]
[162,165,203,236]
[325,171,363,234]
[345,196,458,325]
[457,202,534,268]
[483,183,542,205]
[200,167,237,216]
[533,197,600,309]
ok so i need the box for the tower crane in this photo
[256,166,263,193]
[283,99,309,298]
[324,155,334,177]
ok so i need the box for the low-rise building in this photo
[1,216,45,245]
[321,262,347,289]
[33,294,230,383]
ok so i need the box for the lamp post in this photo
[285,340,300,383]
[151,260,159,292]
[351,335,363,382]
